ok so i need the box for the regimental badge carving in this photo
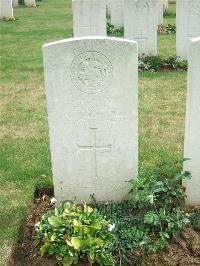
[190,0,200,16]
[71,51,113,94]
[135,0,149,15]
[188,0,200,38]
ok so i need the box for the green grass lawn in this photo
[0,1,186,265]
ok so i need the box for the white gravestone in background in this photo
[106,0,111,16]
[24,0,36,7]
[184,38,200,206]
[72,0,107,37]
[0,0,13,18]
[12,0,19,8]
[163,0,168,11]
[110,0,124,28]
[176,0,200,60]
[43,37,138,203]
[124,0,158,55]
[158,0,163,25]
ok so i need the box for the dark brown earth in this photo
[10,188,200,266]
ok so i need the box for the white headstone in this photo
[43,37,138,203]
[0,0,13,18]
[24,0,36,7]
[124,0,158,55]
[106,0,111,16]
[184,37,200,206]
[12,0,18,8]
[110,0,124,28]
[72,0,107,37]
[158,0,163,25]
[176,0,200,60]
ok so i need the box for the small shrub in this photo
[94,160,191,264]
[1,16,16,22]
[107,22,124,36]
[165,24,176,34]
[163,55,180,69]
[128,159,191,252]
[18,0,25,5]
[139,55,188,72]
[139,55,163,72]
[158,24,176,34]
[178,60,188,71]
[35,202,115,266]
[189,211,200,231]
[130,159,191,210]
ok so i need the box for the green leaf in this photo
[48,215,61,227]
[71,237,81,250]
[81,237,93,249]
[40,243,50,256]
[90,223,102,230]
[93,237,104,246]
[83,225,89,234]
[62,256,74,266]
[66,211,78,217]
[56,254,63,261]
[50,233,57,241]
[87,251,95,264]
[84,203,93,214]
[63,201,72,210]
[144,213,154,224]
[73,219,82,227]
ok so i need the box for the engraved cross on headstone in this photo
[134,38,148,43]
[78,128,111,178]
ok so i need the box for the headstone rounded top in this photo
[43,36,138,49]
[190,1,200,15]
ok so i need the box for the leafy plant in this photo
[128,159,191,251]
[35,202,115,266]
[189,210,200,231]
[163,55,180,69]
[158,24,176,34]
[0,16,16,22]
[107,22,124,36]
[130,159,191,209]
[35,160,192,265]
[165,24,176,34]
[94,160,191,264]
[139,55,188,72]
[178,60,188,71]
[18,0,25,5]
[139,55,163,72]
